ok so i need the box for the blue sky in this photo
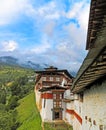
[0,0,90,72]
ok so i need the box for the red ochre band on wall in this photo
[41,93,53,99]
[66,109,82,124]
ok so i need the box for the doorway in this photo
[53,111,62,120]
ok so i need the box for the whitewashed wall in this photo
[73,96,82,130]
[82,80,106,130]
[62,101,66,120]
[41,99,53,122]
[35,89,42,111]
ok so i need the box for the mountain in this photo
[0,56,76,76]
[0,56,18,65]
[0,56,48,70]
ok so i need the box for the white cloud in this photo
[25,1,61,21]
[64,23,86,48]
[43,21,56,37]
[0,0,61,25]
[36,1,60,20]
[66,2,84,19]
[31,37,51,54]
[0,0,30,25]
[77,3,90,30]
[1,40,18,52]
[66,1,90,30]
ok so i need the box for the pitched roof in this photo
[86,0,106,50]
[72,0,106,93]
[72,41,106,93]
[35,69,73,79]
[39,85,66,92]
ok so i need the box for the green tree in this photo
[7,96,19,110]
[0,109,19,130]
[0,88,6,104]
[0,111,13,130]
[10,82,21,97]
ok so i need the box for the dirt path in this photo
[43,121,73,130]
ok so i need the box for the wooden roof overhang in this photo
[72,0,106,93]
[39,85,67,92]
[72,46,106,93]
[35,69,73,78]
[86,0,106,50]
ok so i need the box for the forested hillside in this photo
[0,64,35,130]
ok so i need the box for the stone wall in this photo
[82,79,106,130]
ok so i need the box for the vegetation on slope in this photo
[17,92,42,130]
[0,64,35,85]
[0,64,73,130]
[0,64,35,130]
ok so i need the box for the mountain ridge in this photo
[0,56,48,70]
[0,56,76,76]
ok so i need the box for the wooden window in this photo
[89,118,91,122]
[56,94,62,99]
[53,93,62,108]
[43,77,46,81]
[53,94,56,99]
[53,101,62,107]
[79,93,83,102]
[60,94,62,99]
[56,77,60,81]
[50,77,53,81]
[93,120,96,125]
[85,116,87,120]
[53,93,62,100]
[54,102,56,107]
[44,99,46,108]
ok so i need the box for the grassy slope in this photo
[17,92,42,130]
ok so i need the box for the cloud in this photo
[25,1,61,23]
[43,21,56,37]
[0,0,30,25]
[0,0,90,73]
[66,2,84,19]
[43,22,89,72]
[64,23,86,49]
[31,37,51,54]
[37,1,60,20]
[1,40,18,52]
[66,1,90,30]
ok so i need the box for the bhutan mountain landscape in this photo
[0,58,73,130]
[0,62,41,130]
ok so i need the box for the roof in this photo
[39,85,67,92]
[35,69,73,79]
[72,0,106,93]
[72,41,106,93]
[86,0,106,50]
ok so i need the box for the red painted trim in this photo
[41,93,53,99]
[66,109,74,114]
[66,109,82,124]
